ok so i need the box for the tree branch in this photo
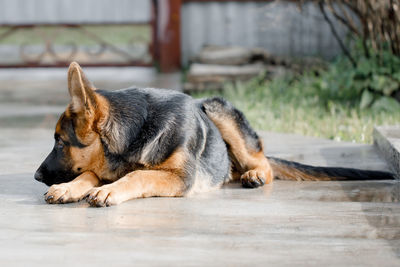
[319,1,357,67]
[326,1,360,36]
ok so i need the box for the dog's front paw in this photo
[240,170,267,188]
[85,186,120,207]
[45,183,81,204]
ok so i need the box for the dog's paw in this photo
[85,186,120,207]
[45,183,80,204]
[240,170,267,188]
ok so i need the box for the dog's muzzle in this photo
[34,170,44,182]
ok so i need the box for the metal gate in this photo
[0,0,155,68]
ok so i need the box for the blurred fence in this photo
[0,0,350,70]
[181,1,348,65]
[0,0,153,67]
[0,0,151,24]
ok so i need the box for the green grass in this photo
[192,75,400,144]
[0,25,150,45]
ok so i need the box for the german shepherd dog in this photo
[34,62,395,207]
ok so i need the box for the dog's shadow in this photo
[0,173,66,206]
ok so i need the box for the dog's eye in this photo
[56,139,64,149]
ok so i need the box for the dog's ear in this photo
[67,62,96,114]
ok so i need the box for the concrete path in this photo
[0,128,399,266]
[0,67,182,105]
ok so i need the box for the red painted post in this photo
[154,0,181,72]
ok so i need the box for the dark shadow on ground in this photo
[319,146,400,257]
[0,173,47,205]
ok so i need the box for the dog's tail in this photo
[267,156,396,181]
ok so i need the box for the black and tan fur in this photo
[34,62,395,207]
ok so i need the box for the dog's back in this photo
[96,87,232,192]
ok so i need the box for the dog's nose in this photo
[34,171,43,182]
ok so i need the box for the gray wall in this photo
[181,1,348,65]
[0,0,151,24]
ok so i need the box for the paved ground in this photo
[0,68,399,266]
[0,67,181,105]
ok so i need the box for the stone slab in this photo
[374,126,400,179]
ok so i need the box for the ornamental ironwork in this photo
[0,24,153,67]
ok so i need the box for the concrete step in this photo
[373,125,400,178]
[0,67,182,105]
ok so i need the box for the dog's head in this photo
[34,62,108,186]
